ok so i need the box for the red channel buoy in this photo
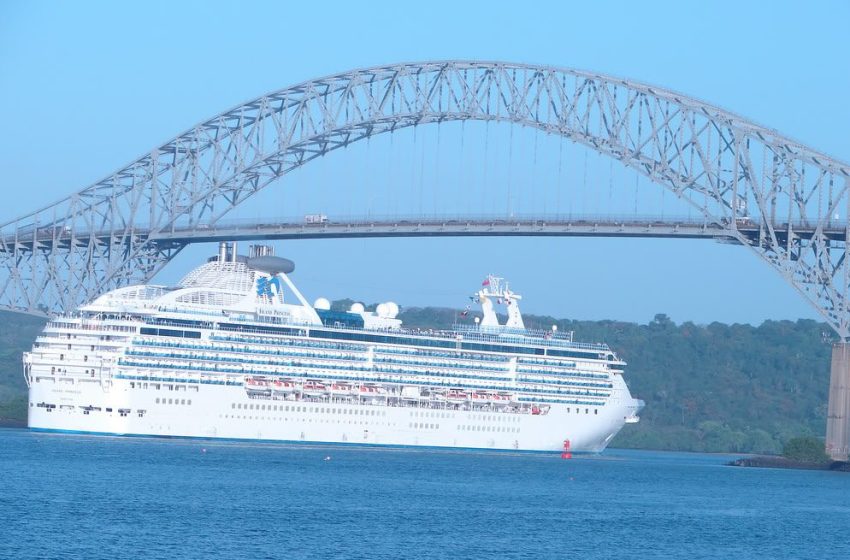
[561,439,572,460]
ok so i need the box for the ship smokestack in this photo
[218,241,238,263]
[249,244,274,258]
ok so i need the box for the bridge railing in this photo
[2,214,848,247]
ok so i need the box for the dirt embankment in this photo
[729,456,850,472]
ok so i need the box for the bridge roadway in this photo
[3,216,846,250]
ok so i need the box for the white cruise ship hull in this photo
[27,376,640,452]
[23,246,644,453]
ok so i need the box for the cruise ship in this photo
[23,242,643,452]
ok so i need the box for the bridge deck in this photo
[2,216,846,250]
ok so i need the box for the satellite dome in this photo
[349,302,365,314]
[386,302,399,318]
[313,297,331,310]
[376,303,389,318]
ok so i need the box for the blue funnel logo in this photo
[256,276,283,298]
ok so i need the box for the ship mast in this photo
[476,275,525,330]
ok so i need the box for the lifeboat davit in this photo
[330,383,352,396]
[490,393,512,404]
[301,380,327,397]
[244,376,271,395]
[446,390,468,404]
[359,385,387,398]
[272,379,297,395]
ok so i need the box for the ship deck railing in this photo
[66,309,611,353]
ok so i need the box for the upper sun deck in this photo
[65,242,613,358]
[143,309,613,360]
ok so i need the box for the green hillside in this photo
[0,308,834,453]
[0,311,47,424]
[404,308,832,453]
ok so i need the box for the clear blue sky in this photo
[1,0,848,327]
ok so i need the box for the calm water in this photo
[1,429,848,559]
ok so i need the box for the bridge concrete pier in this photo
[826,343,850,461]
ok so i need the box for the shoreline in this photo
[729,455,850,472]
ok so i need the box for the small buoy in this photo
[201,448,207,453]
[561,439,572,460]
[324,455,331,461]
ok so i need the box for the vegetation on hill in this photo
[0,306,834,454]
[394,306,832,454]
[0,312,47,424]
[782,436,831,464]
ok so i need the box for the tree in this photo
[782,436,830,464]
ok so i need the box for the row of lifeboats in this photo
[434,390,514,405]
[243,376,515,404]
[245,377,389,398]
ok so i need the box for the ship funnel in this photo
[218,241,238,263]
[249,245,275,258]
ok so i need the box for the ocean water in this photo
[0,429,848,559]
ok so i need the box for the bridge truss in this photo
[2,61,849,334]
[3,60,850,459]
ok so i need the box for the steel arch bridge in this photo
[3,60,850,458]
[4,61,850,336]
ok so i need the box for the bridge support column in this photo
[826,342,850,461]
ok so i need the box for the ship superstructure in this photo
[23,243,643,452]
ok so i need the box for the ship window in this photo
[181,399,186,405]
[585,409,589,414]
[60,354,64,360]
[232,403,235,409]
[594,409,598,415]
[188,400,191,405]
[68,344,71,350]
[155,398,160,404]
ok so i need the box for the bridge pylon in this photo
[827,343,850,461]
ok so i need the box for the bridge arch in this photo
[1,61,849,338]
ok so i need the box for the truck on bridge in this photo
[304,214,328,224]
